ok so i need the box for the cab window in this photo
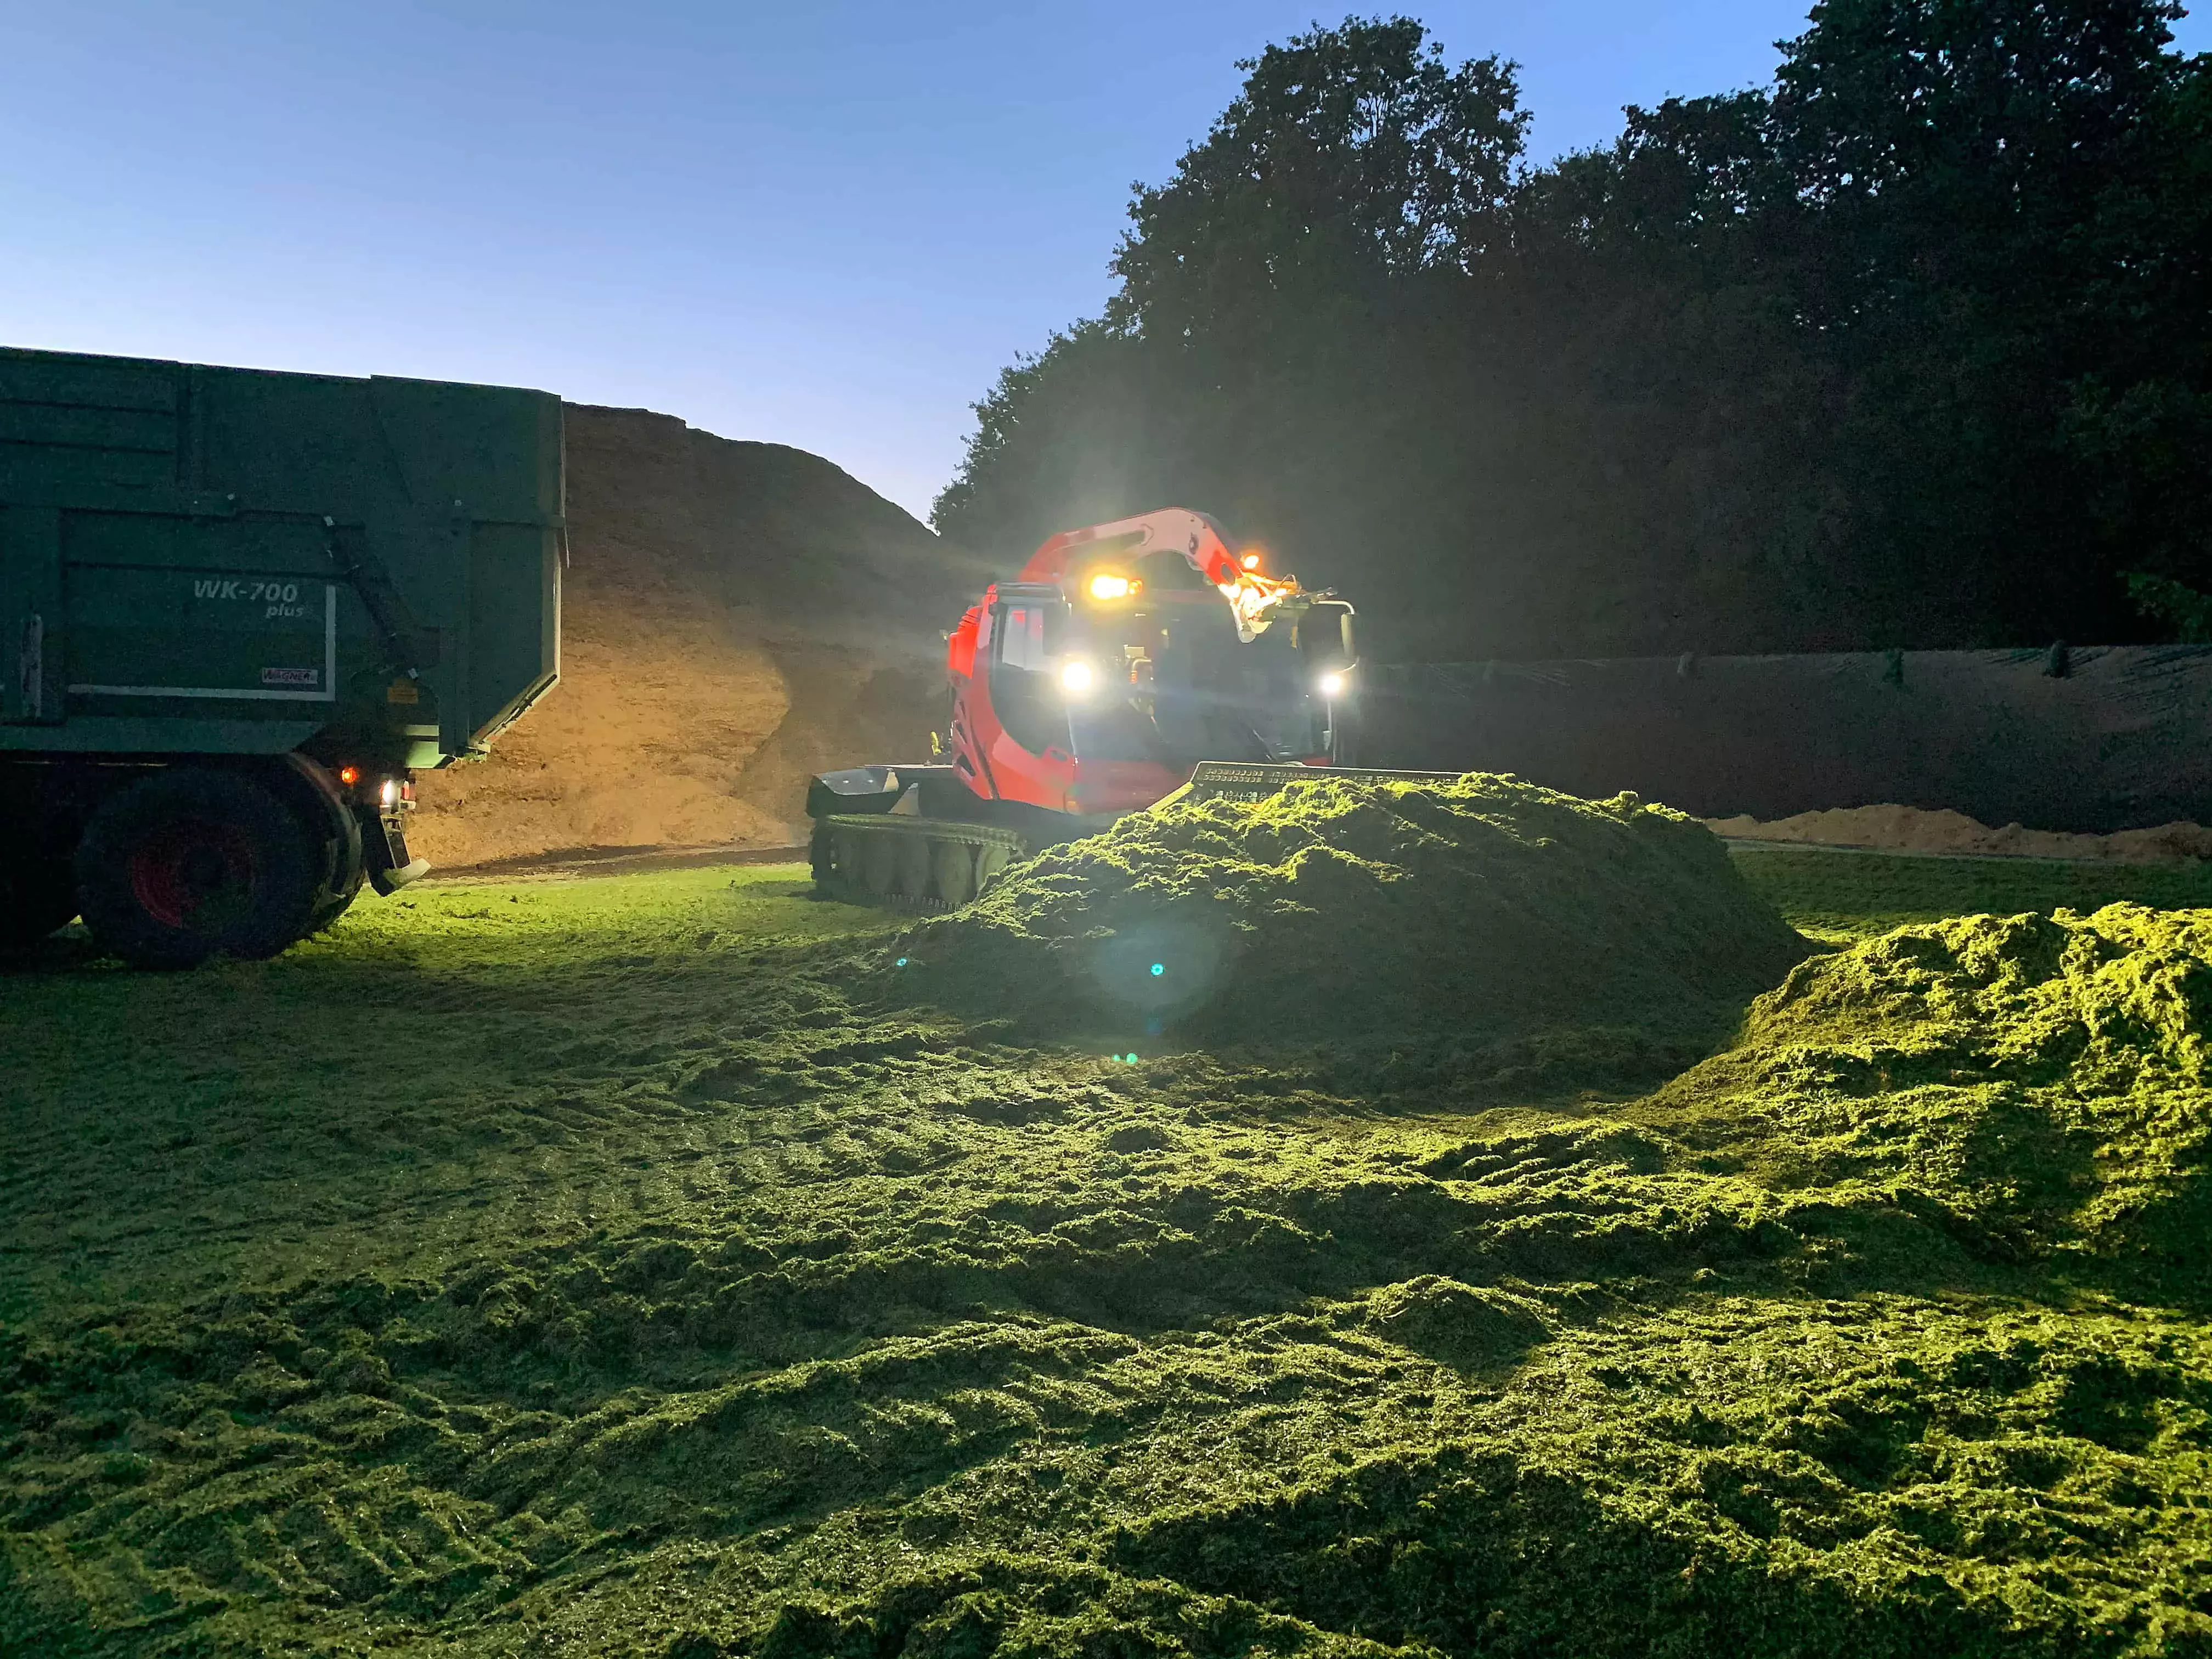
[989,600,1070,755]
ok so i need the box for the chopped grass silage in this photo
[2,855,2210,1657]
[1660,902,2212,1300]
[891,774,1808,1064]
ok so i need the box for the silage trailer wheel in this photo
[303,854,366,938]
[300,787,367,938]
[75,768,324,969]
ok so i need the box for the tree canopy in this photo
[934,2,2212,660]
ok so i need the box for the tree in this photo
[936,15,1538,655]
[2061,47,2212,596]
[1771,0,2185,306]
[1109,16,1527,335]
[936,6,2212,659]
[1753,0,2198,641]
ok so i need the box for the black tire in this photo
[304,859,365,936]
[75,769,323,968]
[0,854,79,946]
[304,815,366,936]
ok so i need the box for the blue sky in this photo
[4,2,2205,519]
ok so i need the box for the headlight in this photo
[1059,658,1097,697]
[1087,572,1132,601]
[1318,670,1348,698]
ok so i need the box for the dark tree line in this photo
[932,1,2212,660]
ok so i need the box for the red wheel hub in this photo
[129,819,258,930]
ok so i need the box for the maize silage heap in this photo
[893,773,1809,1062]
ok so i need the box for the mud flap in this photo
[365,812,430,894]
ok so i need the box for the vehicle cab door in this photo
[986,584,1073,760]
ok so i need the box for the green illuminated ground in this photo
[1730,845,2212,940]
[3,852,2207,1657]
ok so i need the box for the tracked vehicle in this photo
[809,508,1437,908]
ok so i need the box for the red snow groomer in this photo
[808,507,1400,909]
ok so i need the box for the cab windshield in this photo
[1065,589,1335,764]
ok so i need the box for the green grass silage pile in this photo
[895,774,1808,1063]
[4,866,2211,1657]
[1665,901,2212,1299]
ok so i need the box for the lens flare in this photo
[1217,568,1300,640]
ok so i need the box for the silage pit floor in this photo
[2,860,2207,1658]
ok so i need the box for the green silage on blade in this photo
[893,774,1809,1055]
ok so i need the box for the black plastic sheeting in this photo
[1361,645,2212,833]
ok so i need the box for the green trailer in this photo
[0,346,561,966]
